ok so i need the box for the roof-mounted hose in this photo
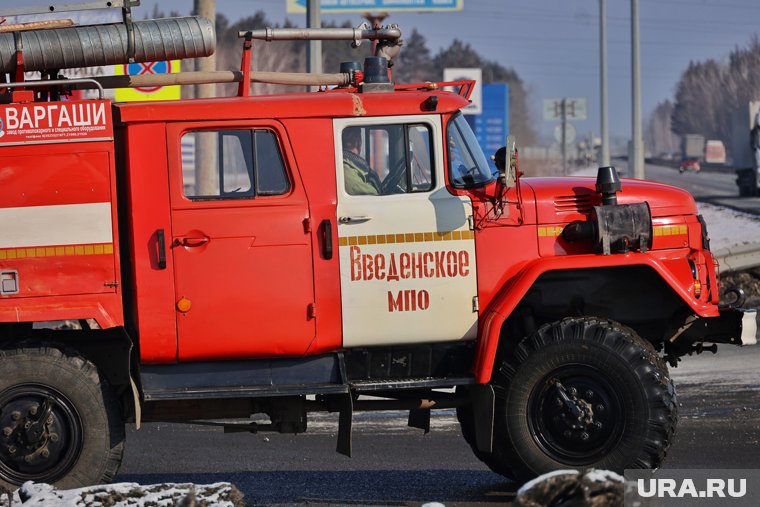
[0,16,215,74]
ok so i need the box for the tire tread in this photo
[0,342,125,489]
[491,317,678,482]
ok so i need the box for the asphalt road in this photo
[116,345,760,506]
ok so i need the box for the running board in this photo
[140,355,345,401]
[143,383,348,401]
[350,377,475,392]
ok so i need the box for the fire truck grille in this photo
[554,194,595,214]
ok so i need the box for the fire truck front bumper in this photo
[668,308,757,360]
[685,308,757,346]
[739,309,758,346]
[666,308,756,364]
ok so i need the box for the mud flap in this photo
[471,384,495,453]
[336,393,353,457]
[408,408,431,433]
[130,375,142,430]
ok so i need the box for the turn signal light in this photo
[693,280,702,298]
[176,297,192,313]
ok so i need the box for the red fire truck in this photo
[0,2,756,489]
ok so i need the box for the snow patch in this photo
[697,202,760,251]
[584,469,624,483]
[2,481,243,507]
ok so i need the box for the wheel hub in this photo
[0,385,82,484]
[528,366,624,465]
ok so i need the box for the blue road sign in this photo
[465,84,509,173]
[287,0,463,13]
[126,61,171,76]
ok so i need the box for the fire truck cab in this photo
[0,3,756,490]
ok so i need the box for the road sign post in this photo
[543,98,587,121]
[544,97,587,174]
[444,68,482,115]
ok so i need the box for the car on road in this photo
[680,158,701,173]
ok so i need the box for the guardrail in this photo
[713,242,760,272]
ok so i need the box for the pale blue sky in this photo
[8,0,760,144]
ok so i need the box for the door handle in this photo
[321,219,333,260]
[338,215,372,224]
[177,236,210,247]
[156,229,167,269]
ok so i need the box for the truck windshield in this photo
[447,113,495,188]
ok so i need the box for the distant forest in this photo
[647,36,760,157]
[153,7,537,146]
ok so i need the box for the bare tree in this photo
[393,29,436,83]
[646,100,680,156]
[671,36,760,157]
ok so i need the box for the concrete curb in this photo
[713,242,760,272]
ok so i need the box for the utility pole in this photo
[631,0,645,179]
[561,98,567,175]
[194,0,217,195]
[307,0,322,74]
[599,0,610,166]
[194,0,216,98]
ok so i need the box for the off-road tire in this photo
[0,344,125,489]
[491,317,677,483]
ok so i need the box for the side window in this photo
[181,129,290,200]
[255,130,290,195]
[342,123,434,196]
[447,113,494,188]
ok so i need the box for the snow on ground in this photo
[0,481,243,507]
[697,202,760,251]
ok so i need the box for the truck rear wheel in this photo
[490,317,677,483]
[0,345,125,489]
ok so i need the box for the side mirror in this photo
[505,135,517,187]
[492,135,518,188]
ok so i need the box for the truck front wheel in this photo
[490,317,677,482]
[0,345,125,489]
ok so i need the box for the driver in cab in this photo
[343,127,381,195]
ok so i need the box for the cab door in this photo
[167,122,315,360]
[334,115,478,347]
